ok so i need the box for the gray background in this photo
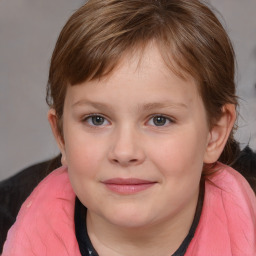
[1,0,256,181]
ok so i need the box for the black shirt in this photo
[75,183,204,256]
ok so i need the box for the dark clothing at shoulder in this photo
[231,146,256,191]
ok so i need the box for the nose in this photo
[108,125,146,167]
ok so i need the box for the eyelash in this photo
[82,114,111,127]
[147,115,174,127]
[81,114,174,127]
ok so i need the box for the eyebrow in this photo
[138,101,188,111]
[72,100,188,111]
[72,100,114,111]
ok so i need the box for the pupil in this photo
[92,116,104,125]
[153,116,166,126]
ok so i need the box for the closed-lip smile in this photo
[102,178,157,194]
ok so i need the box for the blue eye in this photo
[148,115,172,126]
[84,115,109,126]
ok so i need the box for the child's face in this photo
[56,45,212,228]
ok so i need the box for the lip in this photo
[102,178,157,194]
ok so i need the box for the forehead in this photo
[65,44,203,113]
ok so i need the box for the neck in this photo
[86,195,199,256]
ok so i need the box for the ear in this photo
[204,104,236,164]
[48,109,67,166]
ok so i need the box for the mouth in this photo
[102,178,157,194]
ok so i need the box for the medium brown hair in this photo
[46,0,238,165]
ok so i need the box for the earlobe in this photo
[204,104,236,164]
[47,109,67,166]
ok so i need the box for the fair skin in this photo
[48,45,235,256]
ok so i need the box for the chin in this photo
[104,209,156,229]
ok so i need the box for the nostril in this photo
[111,158,139,165]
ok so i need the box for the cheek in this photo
[149,128,208,177]
[63,135,106,202]
[64,131,106,177]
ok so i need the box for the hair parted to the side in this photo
[46,0,238,167]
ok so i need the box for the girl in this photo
[2,0,256,255]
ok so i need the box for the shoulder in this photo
[208,162,256,205]
[206,163,256,227]
[16,166,74,220]
[186,163,256,256]
[2,167,81,255]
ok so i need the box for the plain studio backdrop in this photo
[0,0,256,181]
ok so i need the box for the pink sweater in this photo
[2,163,256,255]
